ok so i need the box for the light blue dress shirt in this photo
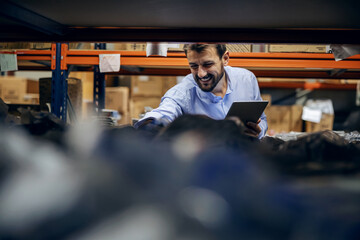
[134,66,268,138]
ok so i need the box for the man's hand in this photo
[137,118,155,129]
[245,118,262,138]
[136,117,170,135]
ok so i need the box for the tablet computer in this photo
[226,100,269,123]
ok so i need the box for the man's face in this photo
[187,47,226,92]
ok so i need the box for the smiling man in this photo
[134,44,268,139]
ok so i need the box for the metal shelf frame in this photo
[93,43,106,114]
[9,47,360,71]
[51,43,68,120]
[1,44,360,120]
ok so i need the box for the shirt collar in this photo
[196,67,233,103]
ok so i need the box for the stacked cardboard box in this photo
[268,44,328,53]
[105,87,131,125]
[130,97,162,119]
[0,43,31,49]
[0,76,39,104]
[167,44,184,52]
[161,77,177,95]
[252,44,269,53]
[67,78,83,115]
[130,76,177,119]
[68,72,94,120]
[131,76,163,97]
[290,105,303,132]
[110,43,147,51]
[0,43,93,50]
[226,44,252,53]
[302,99,334,132]
[261,94,272,106]
[305,113,334,132]
[265,105,303,135]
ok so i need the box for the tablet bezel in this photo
[226,100,269,123]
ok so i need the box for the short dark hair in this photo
[183,44,227,59]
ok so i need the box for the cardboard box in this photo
[130,97,161,119]
[252,44,269,53]
[0,77,39,104]
[0,43,31,49]
[118,111,132,125]
[82,100,94,119]
[162,77,177,95]
[306,113,334,132]
[290,105,303,132]
[105,87,129,115]
[265,105,291,135]
[131,76,163,97]
[38,77,82,115]
[261,94,272,106]
[67,78,83,115]
[0,42,93,50]
[29,43,52,49]
[269,44,327,53]
[106,75,131,88]
[69,43,93,49]
[264,105,303,135]
[111,43,147,51]
[167,44,185,52]
[226,44,252,53]
[68,72,94,101]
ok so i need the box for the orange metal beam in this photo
[259,82,357,90]
[66,50,360,60]
[66,56,189,66]
[229,52,360,60]
[17,56,52,61]
[9,48,360,70]
[252,70,360,79]
[10,49,360,60]
[16,55,360,69]
[61,43,68,70]
[51,43,56,70]
[65,55,360,69]
[229,58,360,69]
[66,50,185,57]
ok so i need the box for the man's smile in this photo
[197,75,212,83]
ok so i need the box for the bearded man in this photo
[134,44,268,139]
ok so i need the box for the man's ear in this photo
[222,51,230,65]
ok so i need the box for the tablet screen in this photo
[226,101,269,123]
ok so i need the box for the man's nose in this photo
[197,67,207,78]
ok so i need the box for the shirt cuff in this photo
[133,111,164,129]
[258,121,268,139]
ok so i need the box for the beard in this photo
[194,67,225,92]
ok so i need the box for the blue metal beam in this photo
[51,43,68,121]
[93,43,106,114]
[0,0,67,36]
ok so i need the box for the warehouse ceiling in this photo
[1,0,360,43]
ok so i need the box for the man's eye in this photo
[190,65,198,69]
[203,63,213,68]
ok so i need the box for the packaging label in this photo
[302,106,322,123]
[99,54,120,73]
[0,54,18,71]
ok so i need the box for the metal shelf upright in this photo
[51,43,68,121]
[93,43,106,114]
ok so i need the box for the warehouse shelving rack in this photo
[1,43,360,119]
